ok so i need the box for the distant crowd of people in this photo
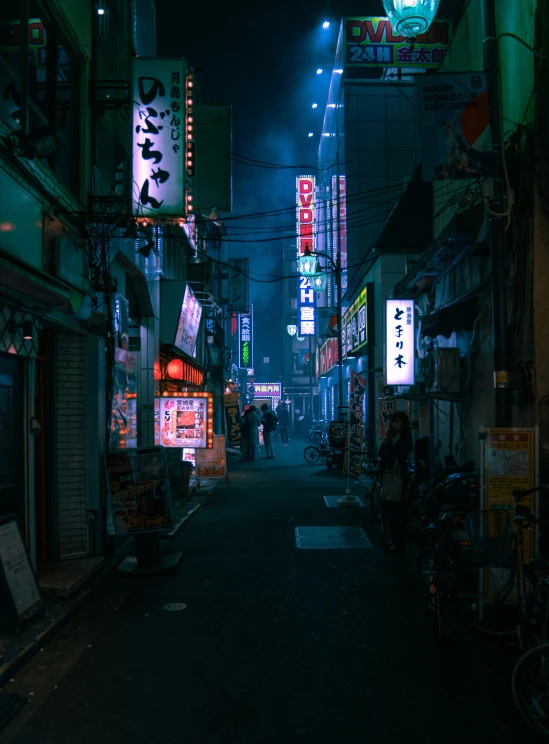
[239,401,290,462]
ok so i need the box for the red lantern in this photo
[166,359,184,379]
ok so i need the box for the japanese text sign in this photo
[386,299,415,386]
[174,284,202,358]
[344,17,451,69]
[298,276,316,336]
[159,393,213,449]
[331,175,347,291]
[132,58,186,217]
[296,175,316,255]
[239,305,253,369]
[224,393,241,445]
[253,383,281,396]
[227,258,249,312]
[341,288,367,359]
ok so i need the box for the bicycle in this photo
[303,430,330,464]
[454,486,548,639]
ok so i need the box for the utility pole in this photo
[482,0,511,427]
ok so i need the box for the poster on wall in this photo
[131,57,186,217]
[111,348,138,450]
[485,427,536,559]
[415,72,492,182]
[104,447,174,535]
[159,394,213,449]
[224,392,241,445]
[174,284,202,358]
[345,370,366,479]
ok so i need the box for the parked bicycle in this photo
[303,430,330,464]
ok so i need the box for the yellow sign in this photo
[485,427,535,564]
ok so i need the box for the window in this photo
[0,2,80,192]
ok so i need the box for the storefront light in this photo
[381,0,440,38]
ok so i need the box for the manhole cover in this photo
[163,603,187,611]
[295,526,372,550]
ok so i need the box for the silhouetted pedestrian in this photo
[260,403,277,459]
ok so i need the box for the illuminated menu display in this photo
[159,393,214,449]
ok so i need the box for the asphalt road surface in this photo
[2,437,539,743]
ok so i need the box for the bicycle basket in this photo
[464,510,512,566]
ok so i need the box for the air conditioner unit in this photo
[428,348,461,393]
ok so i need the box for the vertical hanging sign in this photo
[227,258,249,312]
[296,175,316,255]
[386,299,415,386]
[132,58,186,217]
[239,305,254,369]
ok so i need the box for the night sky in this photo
[154,1,458,378]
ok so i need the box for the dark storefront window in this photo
[0,3,80,192]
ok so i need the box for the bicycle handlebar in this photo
[512,486,543,500]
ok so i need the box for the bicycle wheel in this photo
[303,445,321,464]
[512,643,549,740]
[455,564,520,637]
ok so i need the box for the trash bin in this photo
[180,461,193,499]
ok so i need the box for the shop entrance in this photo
[0,354,25,535]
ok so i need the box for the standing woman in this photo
[247,405,261,461]
[379,411,413,554]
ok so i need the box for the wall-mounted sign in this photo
[331,175,347,291]
[132,57,186,217]
[344,17,451,68]
[239,305,253,368]
[227,257,249,312]
[223,393,241,445]
[174,284,202,358]
[159,393,214,449]
[298,276,316,336]
[386,299,415,386]
[296,175,316,255]
[341,288,367,359]
[252,383,282,397]
[415,71,491,182]
[319,337,339,375]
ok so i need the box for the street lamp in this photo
[381,0,441,38]
[299,247,344,408]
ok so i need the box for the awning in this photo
[0,251,71,309]
[374,164,433,255]
[421,295,479,339]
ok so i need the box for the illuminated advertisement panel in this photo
[239,305,253,368]
[159,392,214,449]
[386,299,415,386]
[174,284,202,358]
[296,175,316,255]
[132,58,186,217]
[331,175,347,291]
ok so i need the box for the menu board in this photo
[195,435,226,479]
[329,421,348,449]
[0,517,44,628]
[159,396,209,448]
[105,447,174,535]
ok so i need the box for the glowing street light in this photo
[381,0,441,38]
[322,21,330,29]
[312,103,318,109]
[316,68,323,74]
[308,132,314,137]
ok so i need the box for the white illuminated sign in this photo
[132,58,186,217]
[159,394,213,449]
[386,299,415,386]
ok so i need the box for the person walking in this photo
[379,411,413,554]
[246,405,261,461]
[260,403,277,460]
[239,408,250,461]
[276,402,290,446]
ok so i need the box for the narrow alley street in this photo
[2,438,537,744]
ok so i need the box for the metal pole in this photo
[336,252,344,408]
[481,0,511,427]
